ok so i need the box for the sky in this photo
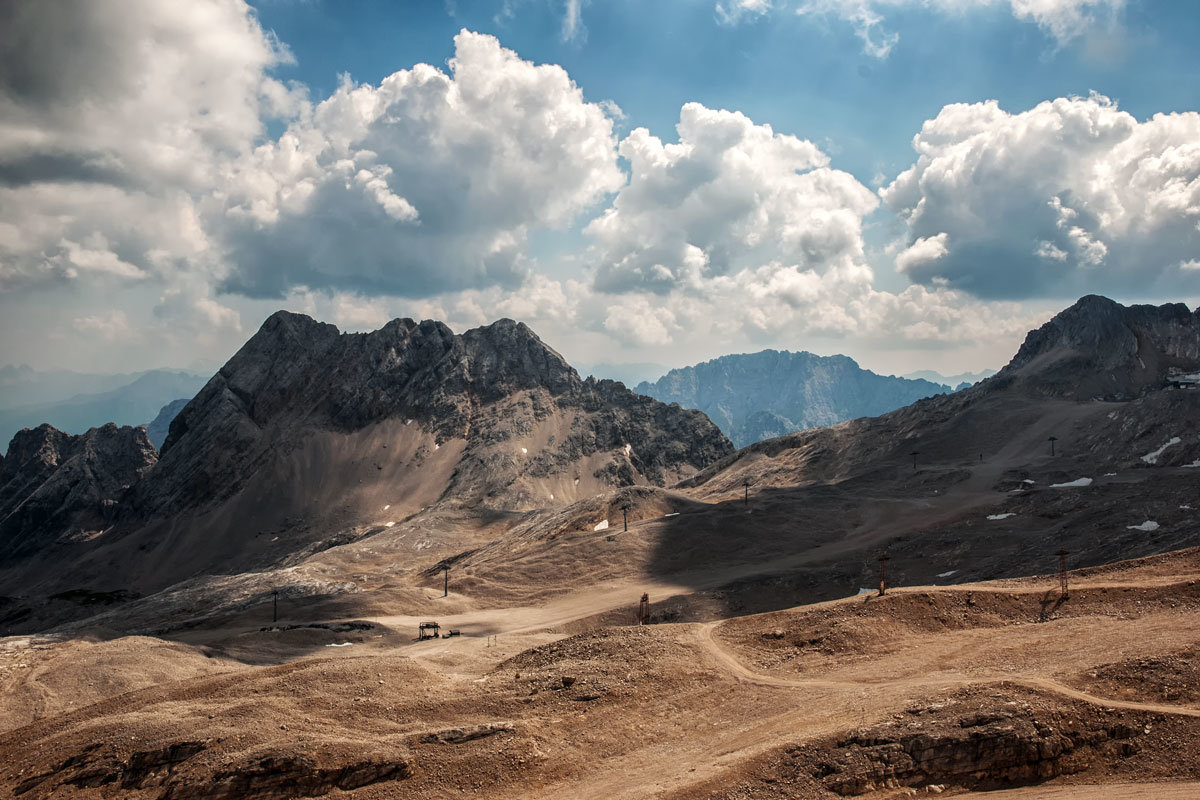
[0,0,1198,381]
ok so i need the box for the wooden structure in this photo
[1057,549,1069,599]
[637,593,651,625]
[418,621,440,640]
[878,553,889,597]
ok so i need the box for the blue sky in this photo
[0,0,1197,379]
[255,0,1200,183]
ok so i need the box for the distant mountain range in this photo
[903,369,996,390]
[0,369,208,448]
[635,350,952,447]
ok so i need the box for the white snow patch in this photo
[1050,478,1093,488]
[521,447,527,454]
[937,570,957,578]
[574,478,580,485]
[1142,437,1182,464]
[385,521,395,528]
[326,642,353,647]
[1022,479,1035,484]
[549,493,554,500]
[383,504,391,511]
[433,443,440,450]
[594,519,609,531]
[623,443,632,457]
[663,512,679,518]
[987,513,1015,520]
[1127,520,1160,532]
[1180,505,1192,510]
[1103,472,1117,477]
[405,419,411,425]
[1183,460,1200,469]
[271,536,278,542]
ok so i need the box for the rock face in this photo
[0,423,157,560]
[0,313,731,596]
[791,702,1143,796]
[145,398,189,451]
[139,312,731,520]
[635,350,948,447]
[996,295,1200,400]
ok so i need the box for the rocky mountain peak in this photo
[996,295,1200,399]
[0,423,156,561]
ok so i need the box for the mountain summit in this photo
[994,295,1200,400]
[1,313,732,596]
[636,350,948,447]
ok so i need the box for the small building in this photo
[418,621,440,640]
[1167,370,1200,389]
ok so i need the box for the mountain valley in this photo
[1,295,1198,799]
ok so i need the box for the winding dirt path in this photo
[693,622,1200,719]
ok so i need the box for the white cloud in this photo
[896,233,949,275]
[588,102,878,294]
[562,0,586,41]
[216,30,624,299]
[794,0,1125,57]
[0,0,295,289]
[882,94,1200,298]
[716,0,773,25]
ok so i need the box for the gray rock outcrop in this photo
[0,423,157,560]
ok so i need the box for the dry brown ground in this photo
[2,546,1199,799]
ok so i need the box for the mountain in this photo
[634,350,949,447]
[0,313,732,598]
[903,368,996,388]
[0,365,145,411]
[0,424,157,562]
[995,294,1200,400]
[0,370,208,448]
[573,361,672,386]
[145,398,189,450]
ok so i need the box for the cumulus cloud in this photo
[216,30,624,299]
[0,0,296,290]
[587,102,878,294]
[882,94,1200,299]
[794,0,1125,57]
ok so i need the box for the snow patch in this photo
[1183,460,1200,469]
[1127,520,1160,532]
[1180,505,1192,510]
[663,512,679,518]
[623,443,633,457]
[520,447,527,454]
[385,521,395,528]
[987,513,1015,520]
[1022,479,1035,484]
[383,504,391,511]
[549,493,554,500]
[937,570,957,578]
[574,477,580,485]
[1142,437,1181,464]
[593,519,609,531]
[1103,473,1117,477]
[326,642,353,647]
[433,443,440,450]
[271,536,278,542]
[1050,478,1092,488]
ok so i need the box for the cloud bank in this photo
[0,0,1191,376]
